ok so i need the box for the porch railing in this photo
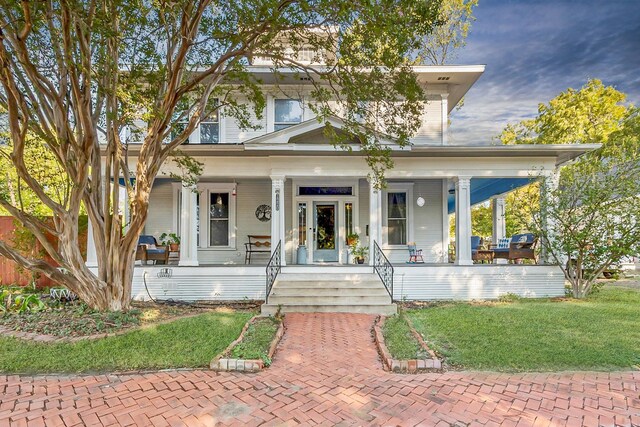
[373,241,394,301]
[265,240,282,304]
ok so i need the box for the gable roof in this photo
[243,116,403,151]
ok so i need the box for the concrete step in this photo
[272,280,383,289]
[270,287,390,297]
[280,266,372,275]
[276,273,378,282]
[267,294,392,305]
[261,303,397,315]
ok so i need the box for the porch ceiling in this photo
[447,177,534,214]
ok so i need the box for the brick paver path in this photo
[1,313,639,426]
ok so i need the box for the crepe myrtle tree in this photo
[518,112,640,298]
[0,0,441,310]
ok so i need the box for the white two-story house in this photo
[86,49,597,314]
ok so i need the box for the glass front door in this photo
[313,202,339,262]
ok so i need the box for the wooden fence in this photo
[0,216,87,288]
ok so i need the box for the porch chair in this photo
[407,242,425,264]
[470,235,483,262]
[135,235,169,265]
[491,233,537,263]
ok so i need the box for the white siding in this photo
[224,96,267,144]
[358,178,370,247]
[131,266,265,301]
[284,179,294,264]
[144,179,174,237]
[393,265,566,300]
[383,179,443,264]
[410,95,443,145]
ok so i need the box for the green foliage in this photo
[230,317,279,363]
[408,286,640,371]
[159,233,180,246]
[498,79,632,146]
[515,111,640,298]
[0,289,45,314]
[0,311,252,373]
[415,0,479,65]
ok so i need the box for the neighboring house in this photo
[86,45,597,312]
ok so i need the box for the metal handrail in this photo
[265,241,282,304]
[373,241,394,301]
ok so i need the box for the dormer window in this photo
[274,99,303,131]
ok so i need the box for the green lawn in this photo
[408,286,640,372]
[0,310,252,374]
[382,314,426,360]
[230,316,280,363]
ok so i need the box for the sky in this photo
[448,0,640,145]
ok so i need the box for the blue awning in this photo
[447,178,535,214]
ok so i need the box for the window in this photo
[387,192,407,245]
[345,202,353,236]
[200,109,219,144]
[298,186,353,196]
[298,203,307,246]
[209,192,229,247]
[274,99,303,131]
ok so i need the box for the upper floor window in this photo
[199,109,220,144]
[274,99,303,131]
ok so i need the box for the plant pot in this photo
[169,243,180,251]
[356,257,365,264]
[346,237,357,246]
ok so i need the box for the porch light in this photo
[416,196,425,207]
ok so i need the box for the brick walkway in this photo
[1,313,639,426]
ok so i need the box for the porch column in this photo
[368,178,383,266]
[270,175,286,265]
[86,218,98,268]
[454,176,473,265]
[540,169,560,265]
[491,196,507,264]
[441,93,449,146]
[179,182,199,266]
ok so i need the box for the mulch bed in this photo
[0,299,260,339]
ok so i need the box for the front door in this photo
[313,202,339,262]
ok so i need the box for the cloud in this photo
[448,0,640,145]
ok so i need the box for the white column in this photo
[492,196,507,264]
[368,178,383,266]
[442,179,451,263]
[454,176,473,266]
[179,183,199,266]
[270,176,286,265]
[540,169,560,265]
[86,218,98,268]
[441,93,449,146]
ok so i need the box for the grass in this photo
[230,317,280,363]
[0,310,253,374]
[381,314,426,359]
[407,286,640,372]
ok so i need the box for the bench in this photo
[244,235,271,264]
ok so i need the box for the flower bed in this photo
[373,314,442,373]
[211,315,285,372]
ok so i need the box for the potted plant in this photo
[346,232,359,247]
[160,233,181,251]
[351,245,368,264]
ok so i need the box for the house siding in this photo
[393,265,566,300]
[383,179,444,264]
[411,95,443,145]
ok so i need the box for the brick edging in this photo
[0,311,212,344]
[373,315,442,373]
[210,315,285,372]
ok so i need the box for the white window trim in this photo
[382,182,414,248]
[272,97,304,131]
[172,182,236,250]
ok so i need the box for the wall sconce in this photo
[416,196,425,207]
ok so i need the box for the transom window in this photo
[274,99,303,131]
[387,192,407,245]
[298,186,353,196]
